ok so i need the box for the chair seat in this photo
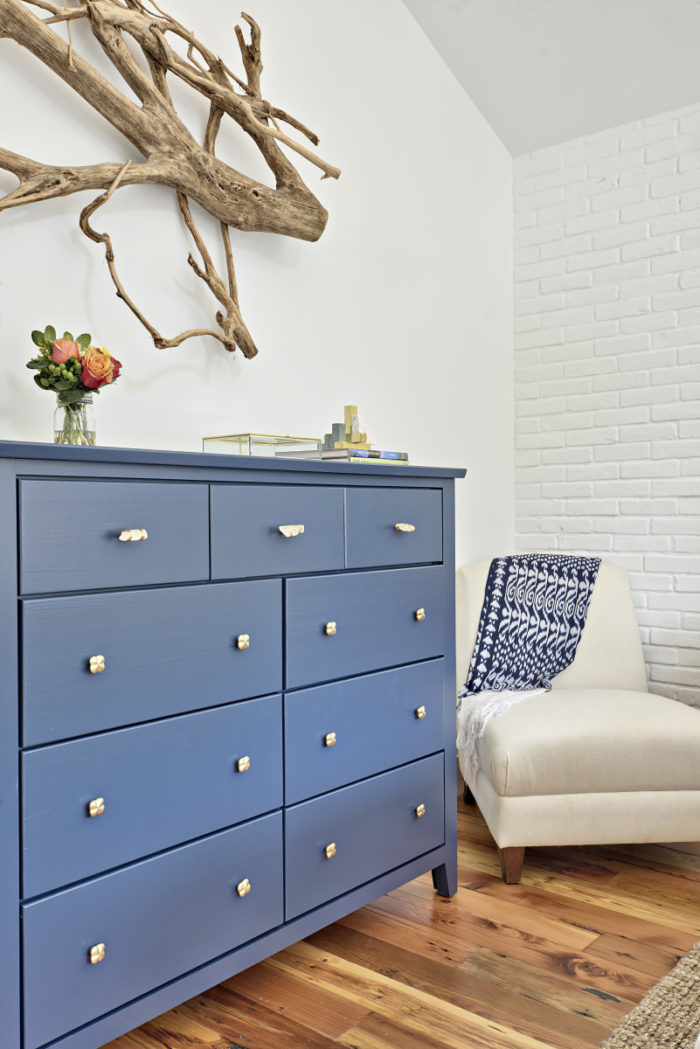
[476,689,700,798]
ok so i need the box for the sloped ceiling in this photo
[401,0,700,155]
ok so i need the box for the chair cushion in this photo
[477,689,700,797]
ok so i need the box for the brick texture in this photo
[514,104,700,707]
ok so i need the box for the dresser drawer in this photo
[284,660,445,804]
[285,566,444,689]
[285,754,444,920]
[345,487,442,568]
[22,696,282,898]
[19,480,209,594]
[22,580,282,744]
[211,484,344,579]
[23,812,283,1049]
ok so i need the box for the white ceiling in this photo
[401,0,700,155]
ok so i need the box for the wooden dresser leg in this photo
[462,783,476,805]
[498,846,525,884]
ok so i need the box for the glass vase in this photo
[53,393,96,446]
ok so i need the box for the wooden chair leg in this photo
[498,846,525,884]
[462,783,476,805]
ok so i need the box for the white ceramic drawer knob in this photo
[87,797,105,818]
[395,522,416,533]
[118,528,148,542]
[88,655,105,674]
[88,943,106,964]
[415,705,427,719]
[236,878,252,897]
[325,621,337,636]
[324,842,337,859]
[324,732,337,747]
[236,755,251,773]
[415,803,426,819]
[236,633,250,650]
[414,608,426,621]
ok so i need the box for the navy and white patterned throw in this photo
[459,553,601,696]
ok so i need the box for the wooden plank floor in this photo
[105,800,700,1049]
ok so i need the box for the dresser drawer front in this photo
[285,566,444,688]
[211,484,344,579]
[23,813,283,1049]
[285,754,444,919]
[345,487,442,568]
[284,660,445,804]
[22,580,282,744]
[22,697,282,897]
[19,480,209,594]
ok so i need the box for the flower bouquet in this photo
[27,325,122,445]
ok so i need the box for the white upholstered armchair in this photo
[456,560,700,883]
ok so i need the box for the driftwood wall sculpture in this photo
[0,0,340,357]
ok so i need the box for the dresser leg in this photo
[431,860,458,897]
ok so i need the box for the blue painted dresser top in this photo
[0,439,466,478]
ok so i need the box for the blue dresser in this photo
[0,441,465,1049]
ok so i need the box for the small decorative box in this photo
[202,433,322,459]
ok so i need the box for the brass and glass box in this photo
[202,433,322,459]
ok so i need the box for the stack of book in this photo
[321,448,409,465]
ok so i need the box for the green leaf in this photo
[31,330,45,347]
[26,358,45,370]
[59,389,87,408]
[44,325,56,344]
[63,331,74,342]
[76,333,91,349]
[34,375,49,390]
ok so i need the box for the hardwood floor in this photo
[105,801,700,1049]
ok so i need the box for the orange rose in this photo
[80,346,121,389]
[50,338,81,364]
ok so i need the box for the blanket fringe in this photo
[457,689,544,784]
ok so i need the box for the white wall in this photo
[514,103,700,707]
[0,0,514,569]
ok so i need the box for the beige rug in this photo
[601,941,700,1048]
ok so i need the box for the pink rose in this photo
[50,338,81,364]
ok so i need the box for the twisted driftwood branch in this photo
[0,0,340,356]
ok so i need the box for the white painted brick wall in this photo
[514,103,700,708]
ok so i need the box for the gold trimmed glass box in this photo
[202,433,322,459]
